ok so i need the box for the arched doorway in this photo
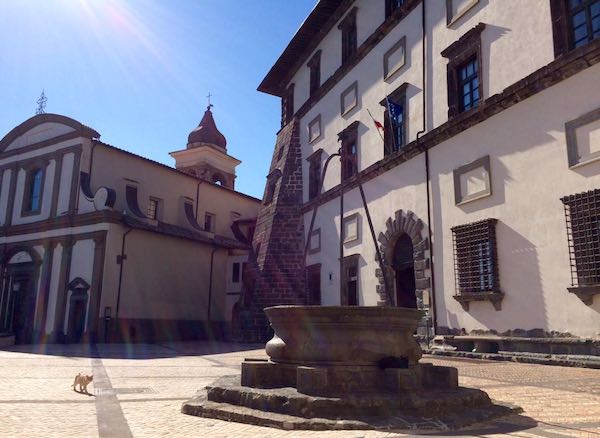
[0,249,41,344]
[392,234,417,308]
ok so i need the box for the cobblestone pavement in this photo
[0,342,598,438]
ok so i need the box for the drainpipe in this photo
[195,180,202,221]
[207,245,218,336]
[415,1,437,336]
[115,227,132,324]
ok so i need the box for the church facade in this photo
[246,0,600,350]
[0,107,260,345]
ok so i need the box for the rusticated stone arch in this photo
[375,209,431,316]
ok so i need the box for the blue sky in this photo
[0,0,316,199]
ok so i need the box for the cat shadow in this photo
[73,389,95,397]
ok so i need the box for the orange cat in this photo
[71,373,93,394]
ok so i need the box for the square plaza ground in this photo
[0,342,598,438]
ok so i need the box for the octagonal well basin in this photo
[265,305,424,367]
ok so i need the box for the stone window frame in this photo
[204,212,216,232]
[339,7,358,65]
[550,0,600,58]
[565,106,600,168]
[380,82,408,156]
[281,83,295,127]
[307,50,322,97]
[147,197,161,220]
[342,212,360,244]
[307,148,323,201]
[341,253,360,306]
[451,218,504,311]
[338,121,360,182]
[308,114,322,144]
[453,155,492,205]
[383,36,407,80]
[21,161,47,217]
[308,228,321,254]
[561,188,600,305]
[446,0,480,27]
[441,23,486,118]
[340,81,359,116]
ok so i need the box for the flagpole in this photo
[366,109,385,143]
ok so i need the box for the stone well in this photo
[182,306,519,431]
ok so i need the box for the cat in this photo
[71,373,93,394]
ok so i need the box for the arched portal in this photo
[392,233,417,308]
[0,248,42,344]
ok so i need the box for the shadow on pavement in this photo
[418,414,539,437]
[1,341,265,360]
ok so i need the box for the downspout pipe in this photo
[115,226,133,321]
[207,245,218,338]
[415,1,437,334]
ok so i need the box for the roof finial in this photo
[36,90,47,115]
[206,92,213,111]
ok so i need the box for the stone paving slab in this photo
[0,342,598,437]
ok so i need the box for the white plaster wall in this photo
[44,244,63,334]
[57,152,74,215]
[305,153,428,306]
[225,255,247,323]
[0,169,11,225]
[5,123,75,151]
[0,139,83,167]
[11,159,55,225]
[430,64,600,338]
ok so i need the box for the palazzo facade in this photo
[244,0,600,350]
[0,107,260,345]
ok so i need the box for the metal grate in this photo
[561,188,600,288]
[451,219,499,294]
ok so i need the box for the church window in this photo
[24,167,44,214]
[451,219,499,295]
[204,212,215,232]
[307,50,321,97]
[562,189,600,302]
[147,198,159,220]
[339,8,357,64]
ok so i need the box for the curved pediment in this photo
[0,113,99,153]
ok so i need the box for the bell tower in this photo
[170,104,240,189]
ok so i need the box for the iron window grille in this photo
[452,219,500,294]
[561,188,600,288]
[147,198,159,220]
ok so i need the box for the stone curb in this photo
[426,350,600,369]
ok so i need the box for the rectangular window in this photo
[569,0,600,48]
[339,8,357,64]
[338,121,359,182]
[562,189,600,289]
[306,264,321,305]
[281,84,295,127]
[307,149,323,200]
[441,23,485,118]
[307,50,321,97]
[386,0,406,18]
[451,219,499,294]
[147,198,159,220]
[204,212,215,232]
[457,57,480,112]
[341,255,359,306]
[232,262,241,283]
[380,83,408,156]
[24,167,44,214]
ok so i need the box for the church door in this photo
[392,233,417,308]
[67,293,88,343]
[1,265,36,344]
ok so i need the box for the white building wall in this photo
[57,152,75,215]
